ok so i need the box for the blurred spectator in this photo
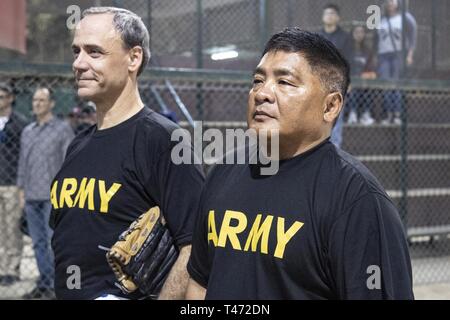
[0,82,28,287]
[319,3,353,148]
[346,25,377,126]
[374,0,417,125]
[17,86,74,299]
[75,102,96,134]
[67,106,82,132]
[66,102,97,135]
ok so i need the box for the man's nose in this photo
[254,81,276,105]
[73,52,89,73]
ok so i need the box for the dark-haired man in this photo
[186,28,413,300]
[319,3,353,148]
[0,83,28,287]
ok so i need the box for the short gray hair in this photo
[82,7,150,76]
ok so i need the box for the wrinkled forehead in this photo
[256,50,312,75]
[323,8,339,16]
[33,89,50,100]
[73,13,121,46]
[385,0,398,7]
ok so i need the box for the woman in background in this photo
[346,25,377,126]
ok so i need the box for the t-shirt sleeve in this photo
[148,145,205,247]
[187,185,210,288]
[405,12,418,52]
[327,192,414,300]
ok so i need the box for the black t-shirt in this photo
[51,107,204,299]
[188,139,414,299]
[319,27,353,66]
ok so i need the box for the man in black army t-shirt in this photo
[51,7,204,299]
[186,28,414,300]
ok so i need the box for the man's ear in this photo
[323,92,343,124]
[128,46,143,74]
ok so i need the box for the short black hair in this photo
[262,27,350,99]
[323,3,340,15]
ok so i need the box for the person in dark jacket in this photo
[0,82,28,286]
[319,3,353,148]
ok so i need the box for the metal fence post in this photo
[287,0,293,27]
[259,0,269,52]
[148,0,152,53]
[196,0,204,120]
[399,0,409,227]
[431,0,437,72]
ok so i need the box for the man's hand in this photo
[185,278,206,300]
[406,51,414,66]
[158,245,191,300]
[361,71,377,80]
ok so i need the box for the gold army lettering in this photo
[51,178,122,213]
[208,210,304,259]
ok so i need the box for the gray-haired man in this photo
[50,7,204,299]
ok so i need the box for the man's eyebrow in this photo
[273,68,299,79]
[71,44,106,52]
[253,67,266,76]
[253,67,301,80]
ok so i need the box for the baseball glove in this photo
[106,206,179,299]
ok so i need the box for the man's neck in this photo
[0,106,12,118]
[279,132,330,160]
[324,24,338,34]
[387,11,398,17]
[95,81,145,130]
[37,112,53,125]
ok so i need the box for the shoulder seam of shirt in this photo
[139,112,185,167]
[330,149,396,216]
[336,150,391,200]
[139,116,181,189]
[327,190,394,249]
[141,110,179,142]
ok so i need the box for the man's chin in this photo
[77,88,97,100]
[248,120,278,134]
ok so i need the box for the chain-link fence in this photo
[1,67,450,298]
[5,0,448,79]
[0,0,449,299]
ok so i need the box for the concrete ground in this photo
[414,283,450,299]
